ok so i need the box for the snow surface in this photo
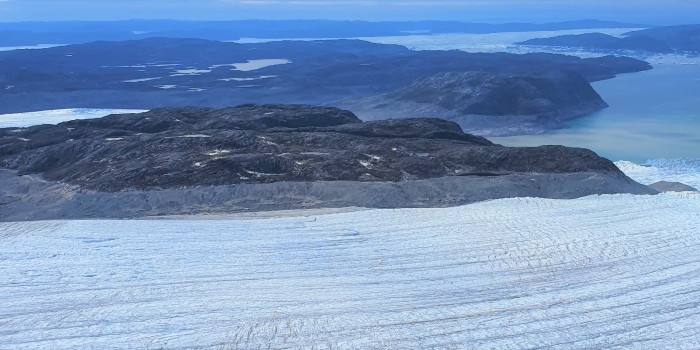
[121,77,162,83]
[616,158,700,189]
[231,59,291,71]
[0,108,148,128]
[171,68,212,76]
[2,193,700,349]
[0,44,65,52]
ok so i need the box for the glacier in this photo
[616,158,700,189]
[1,192,699,349]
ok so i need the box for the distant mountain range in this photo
[0,19,647,46]
[518,24,700,53]
[0,38,651,135]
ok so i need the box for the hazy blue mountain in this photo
[518,24,700,53]
[0,19,647,46]
[0,104,654,220]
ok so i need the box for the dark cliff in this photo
[1,104,624,192]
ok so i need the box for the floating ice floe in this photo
[616,158,700,189]
[0,44,65,52]
[103,65,148,68]
[171,68,212,76]
[0,108,148,128]
[174,134,211,138]
[211,59,291,72]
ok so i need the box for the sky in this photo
[0,0,697,24]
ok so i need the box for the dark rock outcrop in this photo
[517,25,700,54]
[0,104,656,220]
[649,181,698,192]
[389,70,607,116]
[348,70,608,135]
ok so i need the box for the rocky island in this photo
[0,104,655,221]
[517,24,700,54]
[348,70,608,135]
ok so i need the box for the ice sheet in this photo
[1,193,699,349]
[616,158,700,189]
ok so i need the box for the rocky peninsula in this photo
[0,104,656,221]
[517,24,700,54]
[0,38,652,135]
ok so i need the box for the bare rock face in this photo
[387,70,607,118]
[0,104,633,193]
[344,70,611,135]
[0,104,657,220]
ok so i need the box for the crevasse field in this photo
[2,184,700,348]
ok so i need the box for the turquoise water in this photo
[492,64,700,162]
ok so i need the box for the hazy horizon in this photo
[0,0,697,25]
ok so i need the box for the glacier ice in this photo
[616,158,700,189]
[1,193,699,349]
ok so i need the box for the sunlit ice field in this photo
[2,192,700,349]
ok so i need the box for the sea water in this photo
[492,64,700,163]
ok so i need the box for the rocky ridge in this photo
[0,104,656,220]
[349,70,608,135]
